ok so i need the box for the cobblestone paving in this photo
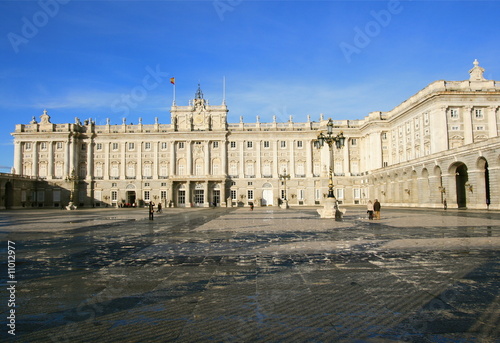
[1,206,499,342]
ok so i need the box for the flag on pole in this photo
[170,77,175,85]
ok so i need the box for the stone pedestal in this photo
[317,197,343,220]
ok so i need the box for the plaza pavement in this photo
[1,206,499,342]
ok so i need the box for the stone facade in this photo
[8,60,500,210]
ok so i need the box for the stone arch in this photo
[449,161,468,208]
[476,157,491,207]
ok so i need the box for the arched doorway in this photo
[4,182,14,209]
[125,184,136,205]
[455,163,468,208]
[262,183,273,206]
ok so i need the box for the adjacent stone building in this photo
[7,60,500,210]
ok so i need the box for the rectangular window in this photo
[96,143,103,150]
[25,142,32,150]
[247,141,253,148]
[475,109,483,119]
[213,141,219,148]
[40,142,47,150]
[230,163,237,176]
[336,188,344,199]
[297,141,303,148]
[178,142,185,149]
[112,143,119,151]
[351,139,357,146]
[56,142,63,150]
[144,191,150,201]
[263,141,270,148]
[81,144,86,150]
[476,126,485,131]
[161,190,167,200]
[298,189,305,200]
[194,190,204,204]
[451,126,460,131]
[353,188,361,199]
[450,109,459,119]
[280,141,286,148]
[111,191,118,201]
[247,189,254,200]
[144,142,151,150]
[231,190,237,200]
[128,142,135,150]
[315,189,320,200]
[230,141,236,149]
[161,142,168,150]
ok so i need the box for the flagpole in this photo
[173,82,176,106]
[222,76,226,105]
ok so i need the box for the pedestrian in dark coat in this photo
[373,199,381,219]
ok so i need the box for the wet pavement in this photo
[1,206,500,342]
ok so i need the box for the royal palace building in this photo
[5,60,500,210]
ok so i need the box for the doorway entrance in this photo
[455,163,468,208]
[262,189,273,206]
[213,190,220,206]
[126,191,136,205]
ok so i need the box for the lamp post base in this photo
[280,200,289,209]
[317,197,343,220]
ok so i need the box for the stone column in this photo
[187,141,192,175]
[463,106,474,145]
[65,139,71,177]
[467,169,485,209]
[170,141,176,176]
[47,141,54,180]
[104,143,110,180]
[138,141,143,179]
[256,140,262,178]
[240,140,245,177]
[273,140,278,177]
[120,142,126,180]
[343,141,350,175]
[289,140,295,177]
[440,173,455,208]
[488,106,498,138]
[306,140,313,177]
[203,182,209,207]
[32,141,38,177]
[186,181,192,207]
[205,141,210,175]
[221,140,227,176]
[13,141,21,175]
[86,138,93,180]
[487,166,500,210]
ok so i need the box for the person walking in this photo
[157,202,162,213]
[149,202,154,220]
[373,199,381,220]
[367,200,374,220]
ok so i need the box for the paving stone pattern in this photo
[1,207,499,342]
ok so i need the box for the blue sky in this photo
[1,0,500,171]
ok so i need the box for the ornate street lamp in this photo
[278,169,290,209]
[314,119,346,219]
[314,119,346,199]
[64,168,78,210]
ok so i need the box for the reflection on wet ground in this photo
[1,206,499,342]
